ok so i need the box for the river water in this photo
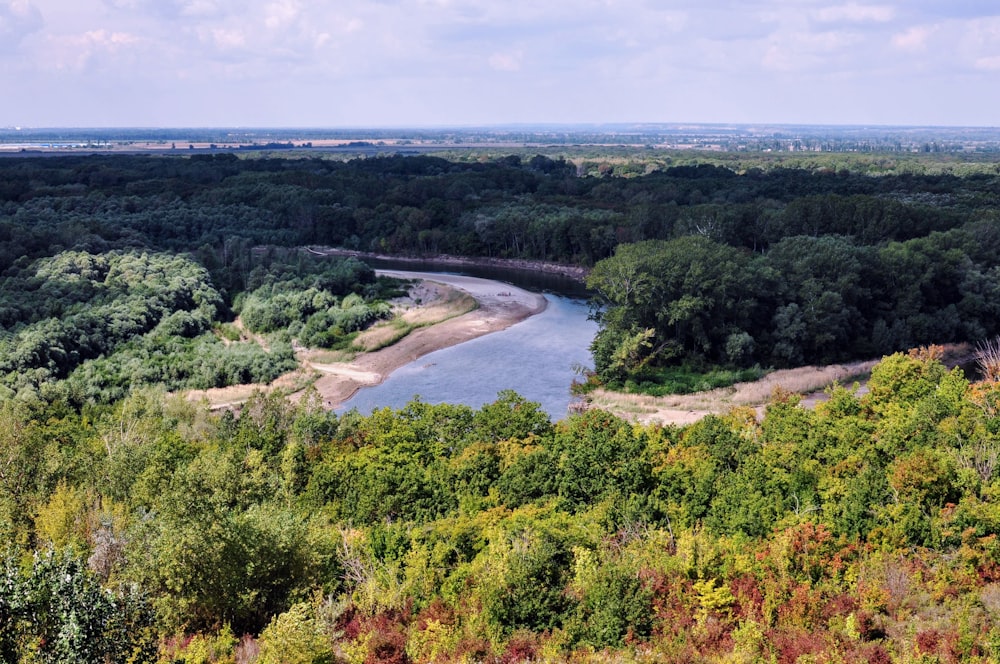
[336,263,598,420]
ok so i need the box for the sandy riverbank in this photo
[187,270,547,410]
[307,271,547,407]
[583,343,977,426]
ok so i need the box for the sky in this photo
[1,0,999,128]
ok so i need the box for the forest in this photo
[3,149,1000,396]
[2,149,1000,661]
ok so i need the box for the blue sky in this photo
[2,0,999,127]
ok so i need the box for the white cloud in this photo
[264,0,299,30]
[8,0,1000,126]
[0,0,43,53]
[892,25,933,51]
[762,28,861,72]
[975,55,1000,70]
[209,27,245,49]
[42,28,140,70]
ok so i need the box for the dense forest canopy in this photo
[3,150,1000,661]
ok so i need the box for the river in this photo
[336,263,598,420]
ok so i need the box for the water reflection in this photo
[362,257,591,297]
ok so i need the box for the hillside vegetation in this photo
[3,150,1000,661]
[3,351,1000,662]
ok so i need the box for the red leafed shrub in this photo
[915,629,941,654]
[365,627,410,664]
[768,628,828,664]
[499,632,539,663]
[642,569,696,636]
[820,593,858,621]
[977,559,1000,582]
[690,617,734,657]
[917,629,964,664]
[415,598,455,630]
[853,611,886,641]
[340,605,363,640]
[857,643,892,664]
[454,636,493,663]
[729,574,764,621]
[776,584,823,629]
[353,610,413,664]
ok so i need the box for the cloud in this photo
[209,27,245,49]
[0,0,43,53]
[488,50,522,72]
[892,25,933,51]
[42,28,141,71]
[104,0,228,19]
[975,55,1000,70]
[264,0,300,30]
[815,3,894,24]
[759,18,868,74]
[8,0,1000,127]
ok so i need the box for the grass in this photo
[353,319,415,352]
[585,358,883,426]
[611,364,770,397]
[213,322,243,343]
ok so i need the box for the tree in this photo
[587,237,757,381]
[0,549,156,664]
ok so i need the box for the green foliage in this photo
[0,249,306,403]
[0,364,998,661]
[480,528,577,637]
[569,560,653,648]
[0,548,156,664]
[4,142,1000,664]
[257,602,335,664]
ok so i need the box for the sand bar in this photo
[308,270,547,407]
[188,270,548,410]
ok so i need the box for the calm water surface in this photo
[337,291,597,421]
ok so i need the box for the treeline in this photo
[587,219,1000,388]
[3,153,998,281]
[3,351,1000,661]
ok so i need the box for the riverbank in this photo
[583,343,977,426]
[187,270,547,410]
[307,271,547,407]
[307,246,591,281]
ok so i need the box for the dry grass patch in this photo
[304,348,356,364]
[728,360,878,405]
[353,285,477,353]
[589,344,977,426]
[399,288,477,325]
[353,320,413,352]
